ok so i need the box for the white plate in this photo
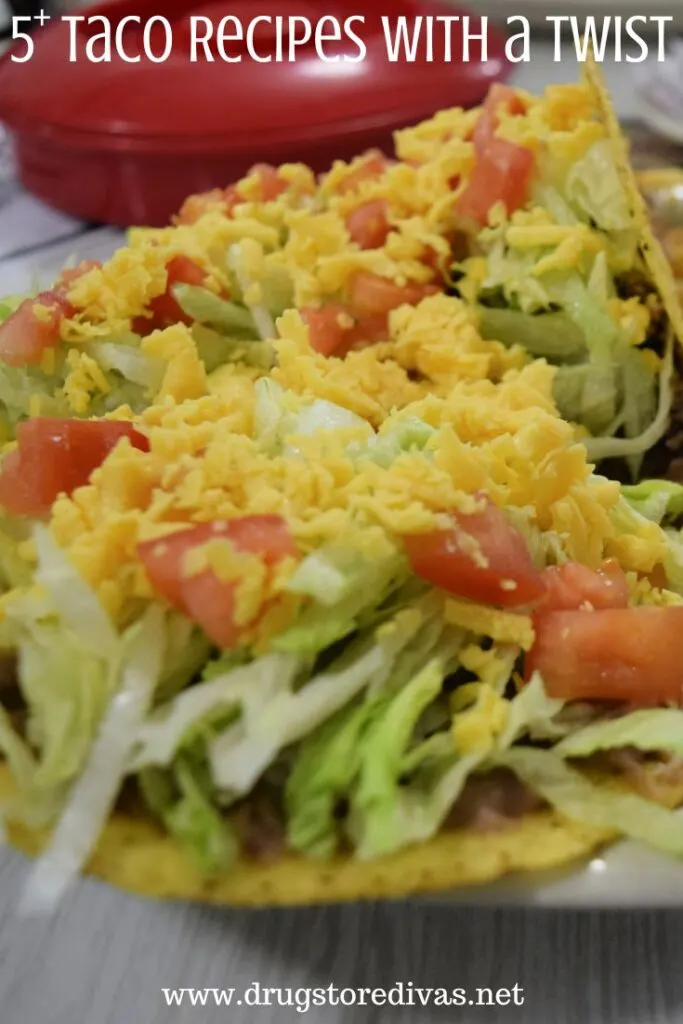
[441,837,683,908]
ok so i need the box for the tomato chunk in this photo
[0,418,149,517]
[349,272,439,318]
[473,83,527,153]
[526,607,683,704]
[537,560,629,613]
[301,304,352,357]
[346,200,391,250]
[176,186,241,225]
[0,290,72,367]
[249,163,288,202]
[54,260,101,292]
[337,151,392,195]
[133,256,207,334]
[344,312,391,351]
[456,138,534,227]
[402,502,545,608]
[139,516,297,648]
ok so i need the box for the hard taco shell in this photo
[2,764,683,906]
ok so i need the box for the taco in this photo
[441,59,683,483]
[3,292,683,908]
[1,61,680,477]
[5,66,683,911]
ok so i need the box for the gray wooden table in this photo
[3,843,683,1024]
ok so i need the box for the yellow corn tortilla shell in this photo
[2,763,683,907]
[585,58,683,347]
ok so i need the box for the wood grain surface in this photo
[1,844,683,1024]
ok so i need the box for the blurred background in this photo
[1,0,683,255]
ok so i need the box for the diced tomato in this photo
[0,418,149,518]
[0,290,73,367]
[526,607,683,705]
[345,312,390,350]
[402,502,546,609]
[139,516,297,648]
[348,272,440,318]
[133,255,208,334]
[473,83,527,153]
[249,163,287,202]
[176,186,241,225]
[177,189,222,225]
[346,200,391,250]
[537,560,629,613]
[456,138,534,227]
[166,255,207,289]
[301,302,394,359]
[54,260,101,293]
[337,151,392,195]
[301,304,352,357]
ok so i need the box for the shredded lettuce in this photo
[474,233,552,314]
[371,610,463,696]
[583,342,673,465]
[349,659,446,859]
[194,325,274,372]
[0,295,28,322]
[622,480,683,525]
[0,704,36,790]
[157,615,212,701]
[545,272,619,364]
[0,516,32,592]
[284,400,373,457]
[139,754,238,875]
[498,673,565,748]
[253,264,294,317]
[19,606,166,916]
[19,625,116,790]
[131,653,297,771]
[499,746,683,857]
[347,672,563,861]
[556,709,683,759]
[273,552,409,654]
[285,545,400,609]
[173,284,257,337]
[253,379,371,457]
[477,306,586,363]
[621,347,660,478]
[286,696,388,858]
[228,243,276,341]
[89,342,165,392]
[347,416,436,468]
[611,492,683,595]
[253,378,288,452]
[553,363,619,436]
[31,525,119,659]
[564,141,633,232]
[209,607,428,799]
[0,364,69,425]
[531,183,580,226]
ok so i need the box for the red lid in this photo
[0,0,510,154]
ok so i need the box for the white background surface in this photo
[2,40,683,1024]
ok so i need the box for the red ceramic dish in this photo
[0,0,510,226]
